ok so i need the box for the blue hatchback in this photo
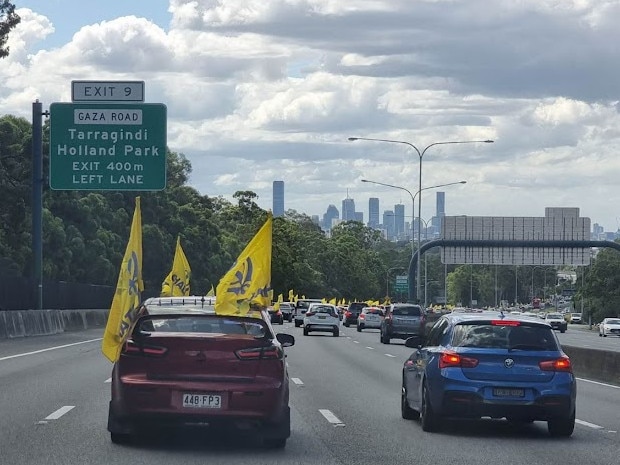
[401,311,576,436]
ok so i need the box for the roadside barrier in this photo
[0,309,108,339]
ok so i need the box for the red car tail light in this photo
[305,311,315,317]
[235,345,283,360]
[345,311,352,318]
[439,351,479,369]
[122,339,168,357]
[539,356,572,373]
[491,320,520,326]
[359,314,365,320]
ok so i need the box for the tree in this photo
[0,1,20,59]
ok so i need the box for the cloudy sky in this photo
[4,0,620,231]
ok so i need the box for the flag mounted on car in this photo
[102,197,144,362]
[215,213,273,316]
[160,236,191,297]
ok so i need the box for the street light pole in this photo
[351,136,494,303]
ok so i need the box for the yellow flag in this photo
[329,297,337,305]
[288,289,294,302]
[215,214,272,316]
[206,284,215,296]
[274,293,283,310]
[102,197,144,362]
[160,236,191,297]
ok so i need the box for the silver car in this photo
[599,317,620,337]
[357,306,384,332]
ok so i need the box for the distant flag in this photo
[274,293,283,310]
[329,297,337,305]
[160,236,191,297]
[102,197,143,362]
[206,284,215,296]
[288,289,294,302]
[321,297,327,303]
[215,214,273,316]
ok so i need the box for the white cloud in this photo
[3,1,620,231]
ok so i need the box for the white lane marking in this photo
[319,409,345,426]
[291,377,304,385]
[353,341,360,344]
[365,346,375,350]
[385,354,396,358]
[105,378,111,383]
[576,419,604,429]
[0,338,102,362]
[576,378,620,390]
[45,406,75,420]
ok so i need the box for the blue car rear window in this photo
[451,323,558,351]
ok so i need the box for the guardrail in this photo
[0,309,108,338]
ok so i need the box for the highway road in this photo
[0,325,618,465]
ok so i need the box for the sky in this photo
[3,0,620,231]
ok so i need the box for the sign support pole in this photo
[32,100,48,310]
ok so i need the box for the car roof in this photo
[441,310,551,328]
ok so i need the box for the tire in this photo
[295,320,301,328]
[110,432,132,445]
[333,328,339,337]
[420,383,439,432]
[279,319,284,325]
[603,333,607,337]
[381,333,390,344]
[357,325,362,332]
[303,327,309,336]
[560,329,566,333]
[263,437,287,449]
[599,332,602,337]
[344,322,350,328]
[547,411,575,437]
[401,386,419,420]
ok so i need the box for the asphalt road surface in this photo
[0,325,618,465]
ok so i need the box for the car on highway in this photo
[107,296,295,448]
[293,298,323,327]
[303,303,339,337]
[599,317,620,337]
[357,306,384,332]
[343,302,368,327]
[279,302,295,322]
[380,303,425,344]
[545,313,567,333]
[569,313,582,324]
[268,306,284,325]
[401,311,576,436]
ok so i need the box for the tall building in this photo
[322,205,339,231]
[383,210,395,240]
[368,198,380,228]
[394,203,405,238]
[273,181,284,217]
[342,196,356,221]
[354,212,363,223]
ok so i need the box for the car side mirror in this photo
[404,335,424,348]
[276,333,295,347]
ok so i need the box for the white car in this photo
[599,318,620,337]
[303,303,339,337]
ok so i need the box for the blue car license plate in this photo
[493,388,524,397]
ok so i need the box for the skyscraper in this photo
[273,181,284,217]
[342,196,356,222]
[394,203,405,238]
[368,198,379,228]
[383,210,395,240]
[322,205,339,231]
[431,191,446,235]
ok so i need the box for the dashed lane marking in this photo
[365,346,375,350]
[105,378,111,383]
[291,377,304,385]
[576,419,604,429]
[45,406,75,420]
[385,354,396,358]
[319,409,345,426]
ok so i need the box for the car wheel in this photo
[599,332,602,337]
[603,332,607,337]
[357,325,361,332]
[401,386,419,420]
[110,432,132,444]
[295,321,301,327]
[303,327,309,336]
[333,328,339,337]
[382,333,390,344]
[420,382,439,432]
[547,411,575,437]
[560,329,566,333]
[279,319,284,325]
[344,322,350,327]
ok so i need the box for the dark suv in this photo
[380,303,425,344]
[343,302,368,327]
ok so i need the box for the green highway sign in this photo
[394,274,408,292]
[49,103,167,191]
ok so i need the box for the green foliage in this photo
[0,1,20,59]
[577,248,620,322]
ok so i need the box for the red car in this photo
[107,296,295,448]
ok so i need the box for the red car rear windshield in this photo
[135,316,268,337]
